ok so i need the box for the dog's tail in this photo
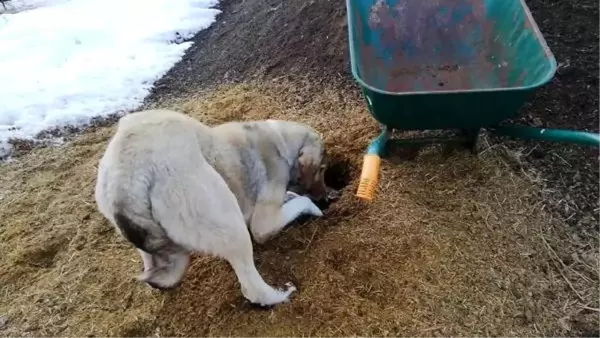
[111,191,172,254]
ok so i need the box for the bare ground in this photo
[0,0,598,336]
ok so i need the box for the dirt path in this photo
[149,0,351,95]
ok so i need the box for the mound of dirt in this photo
[1,82,597,337]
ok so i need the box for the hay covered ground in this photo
[1,0,599,336]
[1,81,598,337]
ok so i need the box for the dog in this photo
[94,109,331,306]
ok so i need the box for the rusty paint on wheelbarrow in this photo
[347,0,558,130]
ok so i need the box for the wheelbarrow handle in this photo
[490,126,600,147]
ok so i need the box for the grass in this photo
[0,79,597,336]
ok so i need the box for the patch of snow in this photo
[0,0,220,156]
[1,0,73,14]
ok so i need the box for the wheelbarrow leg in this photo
[460,128,480,154]
[368,126,392,158]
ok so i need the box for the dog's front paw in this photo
[281,195,323,226]
[284,191,300,204]
[296,196,323,217]
[305,199,323,217]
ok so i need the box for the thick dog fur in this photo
[94,109,329,306]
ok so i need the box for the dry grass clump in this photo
[0,80,597,337]
[0,128,165,337]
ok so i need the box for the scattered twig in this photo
[540,234,586,302]
[302,221,320,252]
[550,152,572,167]
[580,305,600,313]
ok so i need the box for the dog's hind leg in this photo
[221,228,297,306]
[137,247,190,290]
[157,199,295,305]
[139,249,155,272]
[149,158,296,306]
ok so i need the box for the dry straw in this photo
[0,80,597,336]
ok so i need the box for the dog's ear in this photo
[297,147,318,188]
[296,141,328,200]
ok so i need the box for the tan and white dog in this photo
[94,109,330,307]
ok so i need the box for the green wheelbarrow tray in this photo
[346,0,599,200]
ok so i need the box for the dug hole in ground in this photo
[0,0,598,336]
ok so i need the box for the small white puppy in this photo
[95,109,331,307]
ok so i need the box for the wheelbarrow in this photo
[345,0,600,201]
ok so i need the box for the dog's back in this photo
[95,109,215,252]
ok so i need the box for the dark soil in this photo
[148,0,599,233]
[149,0,353,98]
[503,0,599,233]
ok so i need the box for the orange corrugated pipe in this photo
[355,128,391,201]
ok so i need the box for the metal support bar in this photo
[491,126,600,147]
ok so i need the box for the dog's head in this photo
[293,131,329,201]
